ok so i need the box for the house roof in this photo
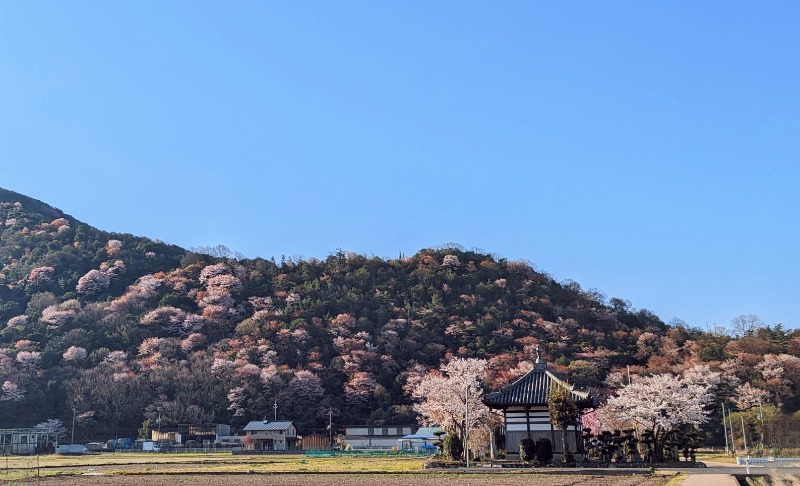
[482,361,590,409]
[243,420,294,432]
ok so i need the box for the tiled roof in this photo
[482,364,590,408]
[243,420,294,431]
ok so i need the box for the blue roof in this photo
[243,420,294,431]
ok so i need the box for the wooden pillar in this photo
[525,407,531,438]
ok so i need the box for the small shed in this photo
[302,433,332,451]
[482,353,592,455]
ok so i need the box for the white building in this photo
[242,420,299,451]
[344,425,416,449]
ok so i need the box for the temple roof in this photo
[482,361,591,409]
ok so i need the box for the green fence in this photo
[305,449,434,458]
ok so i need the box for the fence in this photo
[2,454,44,483]
[305,449,434,458]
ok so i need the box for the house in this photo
[242,420,299,451]
[0,428,50,455]
[482,352,592,456]
[344,425,416,449]
[397,426,443,452]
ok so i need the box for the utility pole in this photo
[741,416,748,454]
[757,402,765,451]
[71,407,76,445]
[722,403,729,456]
[274,401,278,422]
[464,380,469,467]
[157,410,162,441]
[328,409,333,451]
[741,415,750,474]
[627,365,631,385]
[728,408,736,454]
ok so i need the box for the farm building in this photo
[344,425,415,449]
[482,353,592,455]
[151,424,232,446]
[242,420,299,451]
[0,428,50,455]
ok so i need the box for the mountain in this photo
[1,188,798,446]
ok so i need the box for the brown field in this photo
[3,453,679,485]
[32,472,677,486]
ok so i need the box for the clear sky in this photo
[2,2,799,330]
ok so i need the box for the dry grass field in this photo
[2,453,679,485]
[36,473,677,486]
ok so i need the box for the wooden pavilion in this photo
[482,350,592,455]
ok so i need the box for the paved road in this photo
[671,461,800,486]
[679,474,738,486]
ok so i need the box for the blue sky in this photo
[2,2,799,330]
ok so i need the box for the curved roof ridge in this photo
[483,365,590,408]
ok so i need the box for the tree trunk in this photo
[653,429,665,463]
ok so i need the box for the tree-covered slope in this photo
[1,188,798,446]
[0,188,185,321]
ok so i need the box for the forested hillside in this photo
[1,188,798,446]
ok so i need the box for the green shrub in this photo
[519,438,537,461]
[535,437,553,463]
[443,434,463,461]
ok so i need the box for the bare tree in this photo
[730,314,764,337]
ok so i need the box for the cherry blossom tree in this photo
[27,266,55,284]
[1,381,25,401]
[107,275,163,313]
[227,386,246,417]
[581,408,601,433]
[181,333,207,352]
[14,340,34,351]
[602,373,714,461]
[206,274,242,292]
[733,383,769,411]
[442,255,461,268]
[105,351,128,363]
[288,370,324,401]
[63,346,88,362]
[6,315,28,328]
[106,239,122,257]
[41,304,76,328]
[100,259,126,277]
[681,364,723,390]
[76,269,111,295]
[329,313,357,336]
[411,357,490,452]
[345,371,377,405]
[140,306,189,335]
[16,350,41,370]
[35,419,67,446]
[199,263,232,283]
